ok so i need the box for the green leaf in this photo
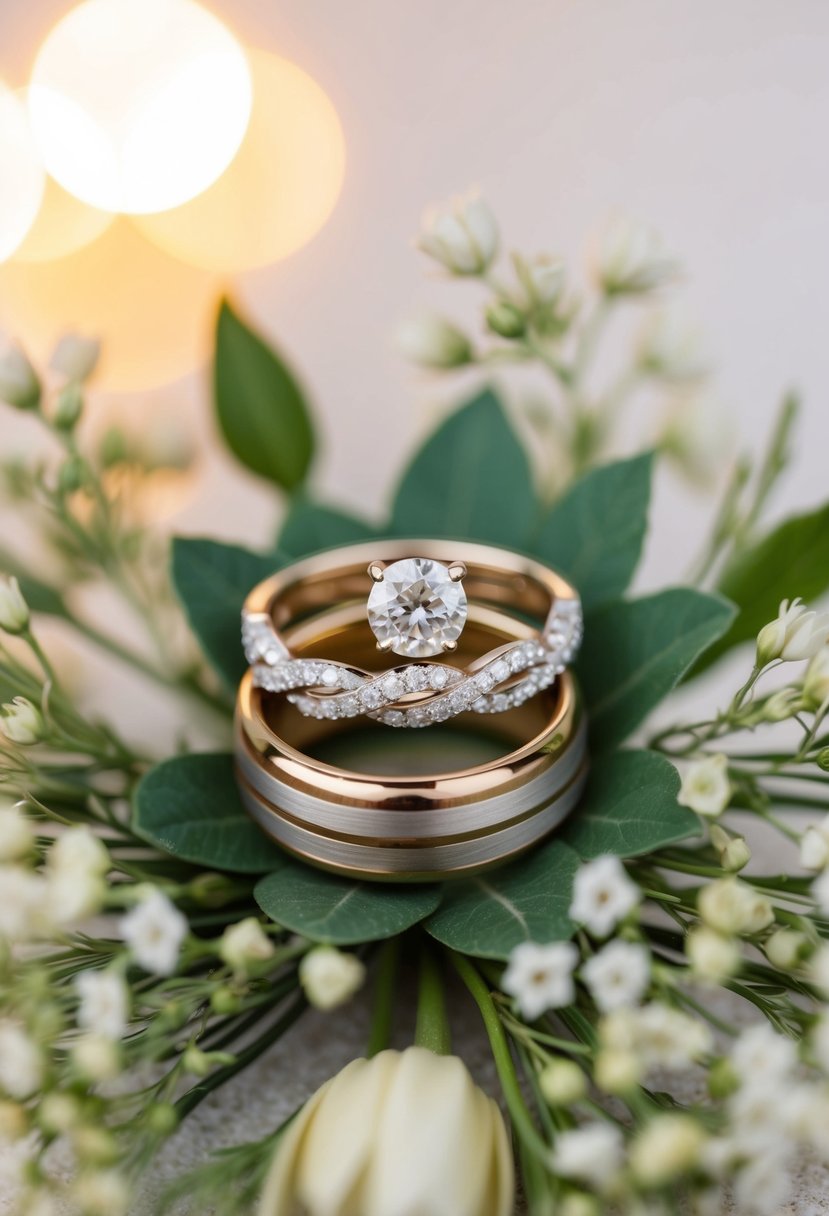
[133,753,284,874]
[255,866,441,945]
[532,453,652,609]
[578,589,735,750]
[278,499,377,558]
[390,390,537,546]
[425,840,581,960]
[697,501,829,672]
[171,536,283,687]
[214,299,315,491]
[561,749,696,858]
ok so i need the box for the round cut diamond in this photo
[367,557,467,659]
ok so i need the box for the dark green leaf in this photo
[697,502,829,672]
[533,453,652,609]
[425,840,581,959]
[133,753,284,874]
[171,536,282,687]
[561,749,696,858]
[214,299,315,491]
[255,865,441,945]
[278,499,377,558]
[578,589,735,750]
[390,389,536,546]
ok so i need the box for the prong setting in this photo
[448,562,467,583]
[367,561,386,583]
[441,639,459,653]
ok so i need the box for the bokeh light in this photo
[0,219,217,391]
[136,49,345,272]
[11,171,113,263]
[27,0,253,215]
[0,81,45,262]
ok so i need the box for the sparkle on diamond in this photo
[367,557,467,658]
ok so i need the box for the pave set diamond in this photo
[243,555,583,728]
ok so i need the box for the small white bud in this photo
[697,877,774,936]
[511,252,565,309]
[594,215,678,294]
[630,1114,706,1187]
[538,1058,586,1106]
[0,803,34,861]
[639,309,708,382]
[594,1048,641,1094]
[686,926,740,983]
[50,334,100,385]
[0,340,40,410]
[710,825,751,872]
[800,822,829,871]
[218,917,275,972]
[299,945,366,1011]
[417,190,498,274]
[756,598,829,665]
[396,315,471,368]
[72,1034,121,1082]
[72,1169,129,1216]
[1,698,44,746]
[49,825,109,877]
[0,577,29,634]
[765,928,809,971]
[804,646,829,710]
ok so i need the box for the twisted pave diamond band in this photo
[241,540,582,728]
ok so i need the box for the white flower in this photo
[804,646,829,709]
[594,1047,641,1094]
[686,926,740,983]
[801,818,829,870]
[0,1023,42,1098]
[511,253,565,309]
[75,970,129,1040]
[71,1034,121,1082]
[1,698,44,746]
[630,1002,713,1070]
[731,1023,797,1088]
[756,598,829,665]
[49,825,110,877]
[0,865,49,941]
[639,309,708,381]
[120,888,188,975]
[733,1153,792,1216]
[0,803,33,861]
[260,1047,514,1216]
[551,1122,624,1188]
[502,940,578,1019]
[0,577,29,635]
[677,754,730,817]
[569,855,640,938]
[630,1114,706,1187]
[298,946,366,1011]
[594,215,678,294]
[812,869,829,915]
[697,877,774,936]
[581,940,650,1012]
[50,334,100,384]
[417,190,498,274]
[0,339,39,410]
[659,391,734,488]
[395,315,471,368]
[219,918,275,972]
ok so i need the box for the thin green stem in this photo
[449,951,549,1162]
[414,942,451,1055]
[366,937,400,1058]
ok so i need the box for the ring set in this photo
[234,541,587,879]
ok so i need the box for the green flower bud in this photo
[0,576,30,635]
[485,300,525,339]
[818,748,829,772]
[58,456,87,495]
[53,383,84,430]
[707,1056,739,1099]
[538,1058,586,1106]
[0,344,40,411]
[146,1103,178,1135]
[1,698,45,746]
[210,986,241,1015]
[188,871,238,908]
[99,426,129,468]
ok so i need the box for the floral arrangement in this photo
[1,192,829,1216]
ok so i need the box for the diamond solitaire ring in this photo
[241,540,583,728]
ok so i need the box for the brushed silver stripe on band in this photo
[235,718,588,840]
[238,765,588,876]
